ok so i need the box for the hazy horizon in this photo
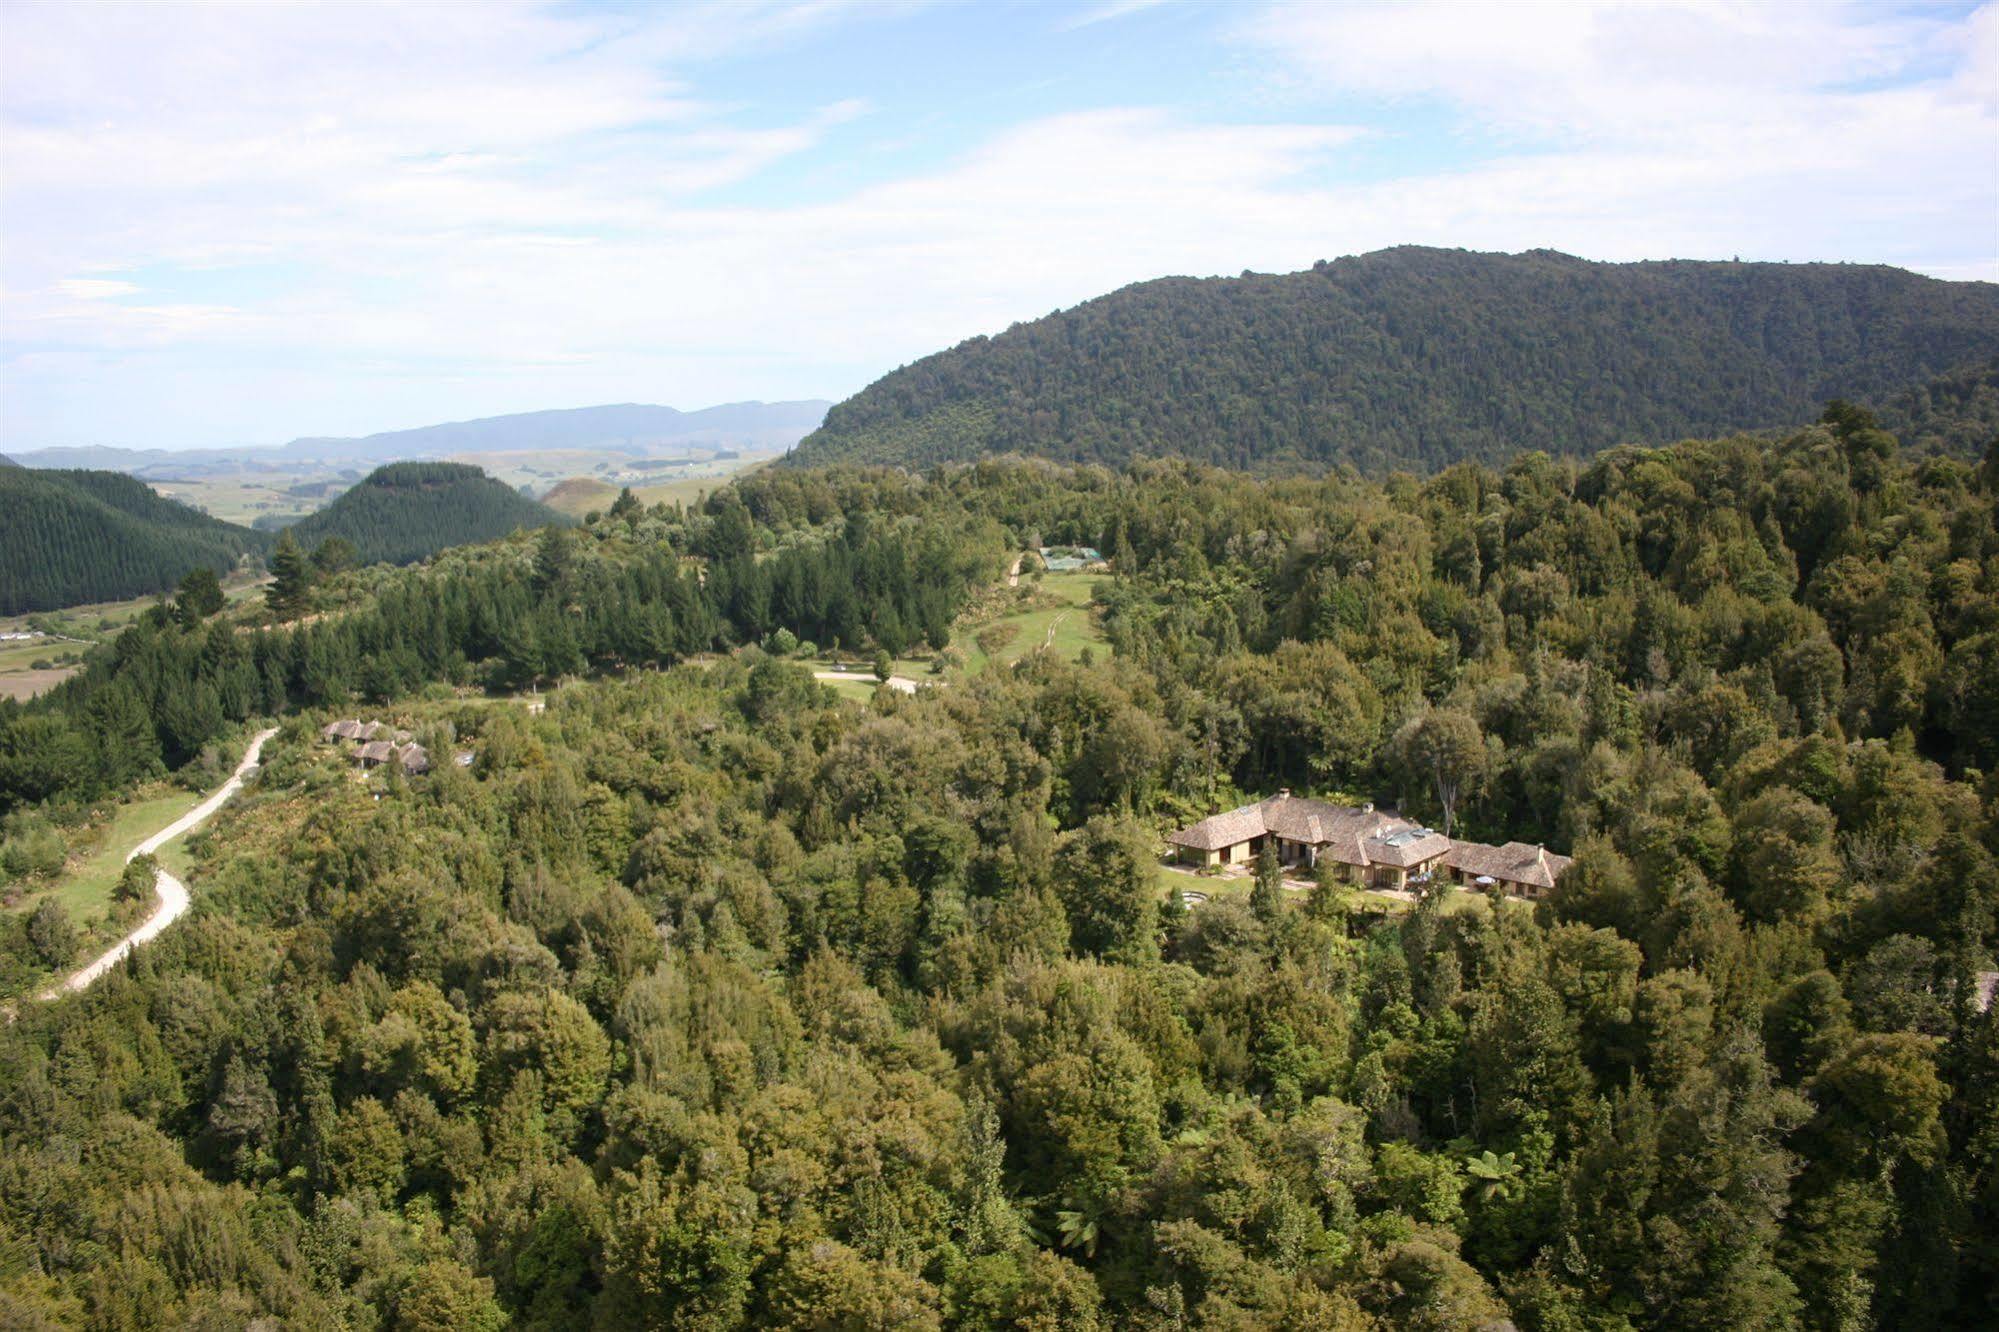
[6,397,837,459]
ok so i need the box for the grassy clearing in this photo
[1158,863,1248,906]
[805,570,1111,703]
[153,835,197,884]
[953,570,1107,675]
[0,669,78,702]
[0,637,81,700]
[23,789,203,929]
[819,677,887,703]
[0,639,59,672]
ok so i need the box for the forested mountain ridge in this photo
[284,461,568,567]
[790,247,1999,473]
[0,467,268,613]
[2,409,1997,1326]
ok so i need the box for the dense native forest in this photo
[1884,358,1999,458]
[1,406,1998,1327]
[285,462,568,568]
[789,248,1999,474]
[0,467,270,614]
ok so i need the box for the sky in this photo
[1,0,1994,451]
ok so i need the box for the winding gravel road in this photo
[40,726,278,999]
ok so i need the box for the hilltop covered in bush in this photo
[285,462,566,566]
[791,248,1999,474]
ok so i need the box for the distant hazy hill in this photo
[539,476,621,519]
[286,462,566,566]
[280,401,831,464]
[0,468,267,614]
[0,454,17,468]
[789,247,1999,474]
[12,400,832,476]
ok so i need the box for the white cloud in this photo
[52,279,138,300]
[1240,1,1980,139]
[1235,1,1997,274]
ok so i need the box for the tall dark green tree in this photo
[174,566,226,626]
[266,532,313,618]
[1252,840,1285,925]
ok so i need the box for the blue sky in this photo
[2,0,1994,450]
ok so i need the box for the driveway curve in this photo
[40,726,279,999]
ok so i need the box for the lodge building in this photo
[1167,791,1572,898]
[320,718,431,776]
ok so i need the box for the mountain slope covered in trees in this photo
[790,248,1999,473]
[1884,355,1999,456]
[0,467,267,613]
[2,408,1997,1327]
[285,462,566,566]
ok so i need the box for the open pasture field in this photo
[535,451,773,516]
[148,471,347,526]
[0,668,77,702]
[0,572,268,699]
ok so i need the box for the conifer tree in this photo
[1253,840,1286,924]
[266,532,313,618]
[174,567,225,626]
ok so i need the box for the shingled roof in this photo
[1365,826,1454,868]
[1167,803,1272,851]
[1168,793,1450,868]
[1444,840,1572,890]
[1170,795,1572,891]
